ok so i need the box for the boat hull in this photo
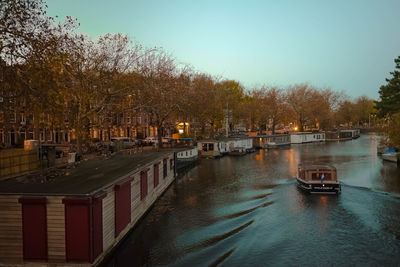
[296,178,341,194]
[266,142,291,148]
[381,152,399,163]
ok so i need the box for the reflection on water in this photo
[101,134,400,266]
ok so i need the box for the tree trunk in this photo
[33,111,40,141]
[157,124,162,150]
[299,113,304,132]
[271,119,276,135]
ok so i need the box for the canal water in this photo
[102,134,400,266]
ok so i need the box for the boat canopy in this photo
[298,164,337,182]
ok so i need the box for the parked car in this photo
[162,137,173,143]
[110,137,137,148]
[144,136,158,145]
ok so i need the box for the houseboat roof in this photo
[291,132,326,135]
[255,134,289,138]
[291,132,313,135]
[0,150,173,196]
[298,163,336,171]
[199,137,252,143]
[198,139,220,143]
[163,146,196,152]
[340,129,359,132]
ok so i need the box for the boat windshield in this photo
[311,172,332,181]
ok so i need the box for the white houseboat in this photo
[381,149,400,164]
[175,146,198,169]
[255,134,291,148]
[228,137,254,156]
[290,132,325,144]
[325,130,352,141]
[296,164,341,194]
[341,129,360,139]
[197,140,223,158]
[0,152,176,266]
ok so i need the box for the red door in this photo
[63,198,91,262]
[92,192,106,260]
[115,179,132,237]
[163,159,167,178]
[19,197,47,260]
[141,170,148,199]
[154,163,159,188]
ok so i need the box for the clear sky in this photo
[46,0,400,99]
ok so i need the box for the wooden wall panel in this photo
[0,195,23,263]
[103,189,115,252]
[131,174,139,221]
[47,196,66,262]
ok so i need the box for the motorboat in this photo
[381,151,400,163]
[296,164,341,194]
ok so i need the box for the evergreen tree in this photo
[375,56,400,117]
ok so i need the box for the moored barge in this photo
[0,151,176,266]
[296,164,341,194]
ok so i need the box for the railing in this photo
[0,149,68,180]
[0,150,39,180]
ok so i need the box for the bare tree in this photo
[286,84,317,132]
[137,51,190,147]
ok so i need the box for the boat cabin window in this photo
[202,143,208,151]
[298,169,305,179]
[208,143,214,151]
[311,172,332,181]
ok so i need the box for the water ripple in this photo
[219,201,275,221]
[183,220,254,254]
[209,248,235,267]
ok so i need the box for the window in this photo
[9,112,16,123]
[202,143,208,151]
[298,169,305,179]
[311,172,331,180]
[20,113,26,124]
[322,173,332,180]
[311,173,320,180]
[208,143,214,151]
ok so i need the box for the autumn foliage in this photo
[0,0,377,152]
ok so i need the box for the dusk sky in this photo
[47,0,400,99]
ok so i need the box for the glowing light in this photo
[293,126,298,131]
[178,129,184,134]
